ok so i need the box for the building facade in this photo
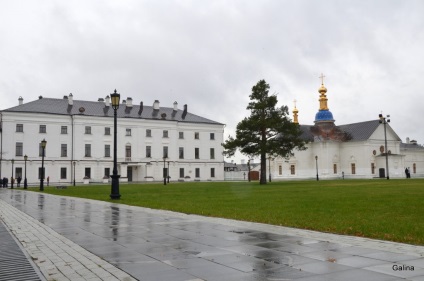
[0,94,225,185]
[270,81,424,180]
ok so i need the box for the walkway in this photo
[1,189,424,280]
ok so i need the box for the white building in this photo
[0,94,225,185]
[270,81,424,180]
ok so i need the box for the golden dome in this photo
[319,84,327,94]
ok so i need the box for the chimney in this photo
[105,95,110,107]
[68,93,73,105]
[98,98,104,102]
[153,100,160,110]
[126,97,133,107]
[18,96,23,105]
[411,140,418,145]
[182,104,187,119]
[406,137,410,144]
[122,100,126,106]
[173,101,178,111]
[138,102,143,115]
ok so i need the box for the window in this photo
[85,144,91,157]
[39,125,46,133]
[163,146,168,158]
[85,168,91,178]
[163,130,168,138]
[210,133,215,140]
[194,132,199,139]
[105,145,111,157]
[15,142,23,156]
[211,168,215,178]
[371,163,375,174]
[195,148,199,159]
[61,126,68,134]
[179,132,184,139]
[85,126,91,134]
[126,128,132,136]
[334,164,338,174]
[146,146,151,158]
[60,168,67,179]
[179,147,184,159]
[279,165,282,175]
[210,148,215,159]
[105,168,110,177]
[179,168,184,178]
[61,144,67,157]
[15,168,22,178]
[16,124,23,132]
[39,143,46,157]
[146,129,151,137]
[413,163,416,174]
[351,163,356,174]
[105,127,111,135]
[126,145,131,160]
[290,165,295,175]
[195,168,200,178]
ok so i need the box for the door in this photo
[127,167,133,182]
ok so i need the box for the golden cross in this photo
[319,73,326,85]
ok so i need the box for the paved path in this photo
[1,188,424,281]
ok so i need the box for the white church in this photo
[270,80,424,180]
[0,93,225,185]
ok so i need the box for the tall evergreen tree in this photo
[223,80,307,184]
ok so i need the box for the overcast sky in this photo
[1,0,423,162]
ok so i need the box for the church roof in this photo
[2,97,224,125]
[299,119,396,142]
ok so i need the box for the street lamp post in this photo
[268,156,272,183]
[379,113,390,180]
[315,155,319,181]
[24,155,28,189]
[73,161,76,186]
[167,161,170,183]
[163,157,167,185]
[110,90,121,199]
[247,160,251,182]
[11,159,14,189]
[40,139,47,191]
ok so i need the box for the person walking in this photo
[17,176,22,187]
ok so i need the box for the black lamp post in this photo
[167,161,170,183]
[110,90,121,199]
[163,157,167,185]
[11,159,14,189]
[24,155,28,189]
[40,139,47,191]
[315,155,319,181]
[379,113,390,180]
[268,156,272,183]
[247,160,251,182]
[73,161,76,186]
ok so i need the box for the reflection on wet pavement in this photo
[2,190,424,281]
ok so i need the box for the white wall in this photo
[0,111,224,184]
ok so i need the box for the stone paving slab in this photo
[1,188,424,281]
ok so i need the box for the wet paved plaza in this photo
[1,188,424,281]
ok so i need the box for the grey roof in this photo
[337,120,382,141]
[299,119,401,142]
[400,142,424,150]
[3,97,224,125]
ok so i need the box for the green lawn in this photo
[34,179,424,245]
